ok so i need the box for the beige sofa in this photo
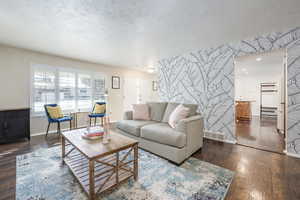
[116,102,204,164]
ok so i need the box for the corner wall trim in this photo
[31,128,71,137]
[31,132,46,136]
[30,121,118,137]
[204,130,237,144]
[204,136,237,144]
[284,150,300,159]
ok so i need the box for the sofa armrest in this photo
[175,115,203,133]
[123,110,133,120]
[175,115,204,156]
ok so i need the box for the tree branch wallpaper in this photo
[158,27,300,155]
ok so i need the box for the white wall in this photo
[123,78,159,112]
[0,44,158,135]
[235,76,281,116]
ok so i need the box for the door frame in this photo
[233,48,288,153]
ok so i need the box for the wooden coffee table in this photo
[61,128,138,200]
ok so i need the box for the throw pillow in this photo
[163,103,198,122]
[162,103,179,122]
[93,104,106,114]
[168,104,190,128]
[183,103,198,117]
[147,102,167,121]
[132,104,150,120]
[47,106,64,119]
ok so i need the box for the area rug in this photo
[16,146,234,200]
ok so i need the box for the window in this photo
[94,78,106,101]
[59,71,76,111]
[77,73,92,110]
[31,64,106,115]
[32,68,56,113]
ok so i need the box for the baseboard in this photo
[284,150,300,158]
[32,125,237,146]
[204,136,237,144]
[31,132,46,136]
[31,122,118,137]
[204,130,237,144]
[31,128,71,137]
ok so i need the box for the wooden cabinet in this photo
[236,101,252,121]
[0,108,30,143]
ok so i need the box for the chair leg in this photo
[89,118,92,127]
[45,123,51,138]
[57,122,61,134]
[101,117,103,126]
[94,118,97,126]
[70,120,72,130]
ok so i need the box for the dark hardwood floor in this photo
[1,133,300,200]
[194,140,300,200]
[236,116,285,153]
[0,135,61,200]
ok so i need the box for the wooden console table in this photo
[61,129,138,200]
[235,101,252,121]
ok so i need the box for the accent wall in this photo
[158,27,300,156]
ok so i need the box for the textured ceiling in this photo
[0,0,299,70]
[235,50,285,78]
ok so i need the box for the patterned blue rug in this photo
[16,146,234,200]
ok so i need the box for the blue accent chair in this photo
[44,104,73,137]
[88,102,106,126]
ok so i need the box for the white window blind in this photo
[77,73,92,110]
[32,68,56,113]
[94,78,106,101]
[59,71,76,111]
[31,64,106,115]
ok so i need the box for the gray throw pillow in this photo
[147,102,168,121]
[183,103,198,117]
[162,103,198,122]
[162,103,179,122]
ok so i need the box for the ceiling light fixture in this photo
[256,57,262,62]
[147,68,155,73]
[241,68,248,75]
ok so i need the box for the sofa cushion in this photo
[93,104,106,114]
[46,105,64,119]
[162,103,198,122]
[147,102,167,122]
[140,123,186,148]
[184,103,198,117]
[162,103,179,122]
[116,120,156,137]
[168,104,190,128]
[132,104,150,120]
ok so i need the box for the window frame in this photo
[30,64,107,117]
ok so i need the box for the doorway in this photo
[234,50,287,153]
[123,78,159,112]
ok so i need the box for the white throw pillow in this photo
[132,104,150,120]
[168,104,190,128]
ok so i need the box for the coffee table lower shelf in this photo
[62,143,138,200]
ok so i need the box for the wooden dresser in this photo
[235,101,252,121]
[0,108,30,143]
